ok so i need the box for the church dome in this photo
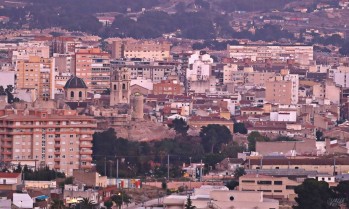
[64,76,88,89]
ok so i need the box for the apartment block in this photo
[265,69,299,105]
[16,56,55,101]
[227,45,313,65]
[0,109,96,176]
[186,51,213,82]
[153,77,182,95]
[111,39,171,60]
[75,48,110,93]
[239,174,299,200]
[112,60,176,83]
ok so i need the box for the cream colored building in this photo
[111,39,171,60]
[227,45,313,65]
[265,70,299,105]
[239,174,299,200]
[16,56,55,101]
[223,64,238,84]
[164,186,279,209]
[0,109,96,176]
[75,48,110,93]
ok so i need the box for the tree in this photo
[294,178,334,209]
[168,118,189,136]
[334,180,349,207]
[185,195,196,209]
[247,131,270,151]
[233,123,247,134]
[50,199,65,209]
[339,42,349,56]
[225,180,239,190]
[79,198,94,209]
[233,167,246,178]
[111,192,132,209]
[200,124,232,153]
[103,201,113,209]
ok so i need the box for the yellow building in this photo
[16,56,55,101]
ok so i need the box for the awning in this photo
[35,195,49,201]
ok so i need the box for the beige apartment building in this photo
[75,48,110,93]
[0,109,96,176]
[227,45,313,65]
[265,70,299,105]
[239,174,299,200]
[111,39,171,60]
[16,56,55,101]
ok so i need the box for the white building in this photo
[0,71,15,88]
[333,66,349,88]
[186,51,213,82]
[227,45,313,65]
[270,111,297,122]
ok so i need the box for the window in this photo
[274,181,283,185]
[122,83,126,90]
[79,91,82,98]
[257,181,272,185]
[114,84,117,90]
[286,185,296,190]
[70,91,74,98]
[274,190,282,193]
[241,180,255,183]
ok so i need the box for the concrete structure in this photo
[0,109,96,175]
[270,110,297,122]
[24,180,56,188]
[188,116,234,133]
[73,170,107,188]
[13,193,33,209]
[131,93,144,120]
[153,77,182,95]
[164,185,279,209]
[111,39,171,60]
[110,67,131,105]
[75,48,110,93]
[186,51,213,82]
[265,70,299,105]
[223,64,238,84]
[0,172,22,191]
[333,66,349,88]
[63,76,88,101]
[0,71,15,88]
[54,54,75,74]
[239,174,299,200]
[16,56,55,101]
[227,45,313,65]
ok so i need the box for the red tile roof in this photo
[0,172,21,178]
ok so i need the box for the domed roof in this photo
[64,76,87,89]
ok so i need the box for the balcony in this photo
[80,164,92,169]
[79,130,95,135]
[54,164,60,169]
[80,150,93,155]
[54,144,60,148]
[54,158,60,162]
[2,143,12,148]
[81,156,93,161]
[80,137,93,141]
[80,143,93,148]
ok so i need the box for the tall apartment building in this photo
[111,39,171,60]
[333,66,349,88]
[111,60,176,84]
[186,51,213,82]
[75,48,110,93]
[16,56,55,101]
[223,64,238,84]
[0,109,96,175]
[265,69,299,105]
[227,45,313,65]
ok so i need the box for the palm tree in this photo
[185,195,195,209]
[79,198,94,209]
[50,199,65,209]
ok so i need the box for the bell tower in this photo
[110,67,131,106]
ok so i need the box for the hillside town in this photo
[2,0,349,209]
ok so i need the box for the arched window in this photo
[70,91,74,98]
[123,74,126,79]
[79,91,82,98]
[114,85,117,90]
[122,83,126,90]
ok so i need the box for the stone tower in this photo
[110,67,131,106]
[131,93,144,120]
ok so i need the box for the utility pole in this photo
[167,154,170,181]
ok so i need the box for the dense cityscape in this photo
[1,0,349,209]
